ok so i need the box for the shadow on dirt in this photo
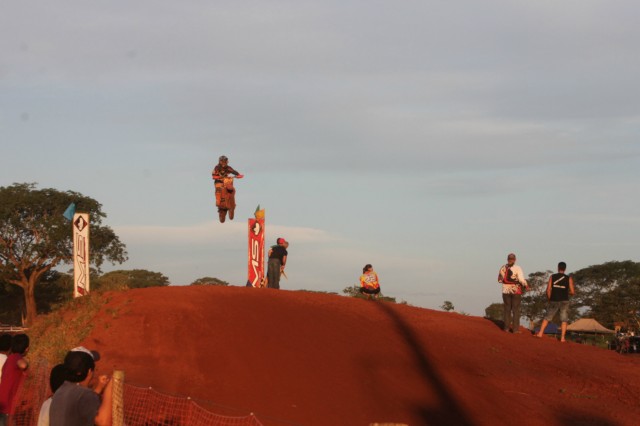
[484,317,507,331]
[376,302,475,426]
[555,411,620,426]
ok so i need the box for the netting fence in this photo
[8,359,264,426]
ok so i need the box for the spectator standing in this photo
[536,262,576,342]
[497,253,529,333]
[267,238,288,289]
[49,349,113,426]
[0,334,29,426]
[36,364,66,426]
[0,334,11,382]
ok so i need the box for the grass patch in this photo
[26,292,109,365]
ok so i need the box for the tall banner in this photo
[73,213,90,297]
[247,208,265,288]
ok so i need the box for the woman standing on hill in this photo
[359,264,381,300]
[267,238,288,289]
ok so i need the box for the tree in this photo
[0,279,24,324]
[190,277,229,286]
[35,270,74,313]
[520,270,552,326]
[0,183,127,325]
[342,284,362,298]
[96,269,169,291]
[484,303,503,322]
[572,261,640,330]
[440,301,455,312]
[341,285,396,303]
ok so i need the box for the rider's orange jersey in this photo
[360,271,380,289]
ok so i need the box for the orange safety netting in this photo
[8,360,263,426]
[121,384,263,426]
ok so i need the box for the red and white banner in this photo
[73,213,90,297]
[247,216,265,288]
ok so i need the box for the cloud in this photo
[115,221,340,246]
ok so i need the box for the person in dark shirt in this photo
[49,349,113,426]
[536,262,575,342]
[267,238,288,289]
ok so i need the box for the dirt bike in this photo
[215,175,243,223]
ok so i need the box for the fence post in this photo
[112,370,125,426]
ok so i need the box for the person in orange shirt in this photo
[359,264,381,300]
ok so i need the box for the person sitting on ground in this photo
[359,264,381,300]
[0,333,29,426]
[49,349,113,426]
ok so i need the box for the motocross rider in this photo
[212,155,243,209]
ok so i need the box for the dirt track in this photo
[80,286,640,426]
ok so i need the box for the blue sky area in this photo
[2,1,639,315]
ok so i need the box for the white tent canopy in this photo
[567,318,615,334]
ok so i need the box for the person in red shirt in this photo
[0,334,29,426]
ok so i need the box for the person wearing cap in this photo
[267,238,288,289]
[497,253,529,333]
[49,349,113,426]
[68,347,109,395]
[211,155,243,213]
[359,264,381,300]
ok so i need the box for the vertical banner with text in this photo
[73,213,90,297]
[247,214,265,288]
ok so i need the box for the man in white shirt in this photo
[497,253,529,333]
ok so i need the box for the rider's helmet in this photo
[219,155,228,163]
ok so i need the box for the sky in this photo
[2,1,639,316]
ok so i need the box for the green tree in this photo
[95,269,169,291]
[484,303,503,322]
[342,284,362,298]
[520,270,553,326]
[35,270,74,313]
[190,277,229,286]
[0,279,24,324]
[0,183,127,325]
[440,301,455,312]
[572,260,640,330]
[342,285,396,303]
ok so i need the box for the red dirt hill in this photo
[78,286,639,426]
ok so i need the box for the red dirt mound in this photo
[79,286,640,426]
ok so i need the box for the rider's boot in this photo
[219,209,226,223]
[229,208,234,220]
